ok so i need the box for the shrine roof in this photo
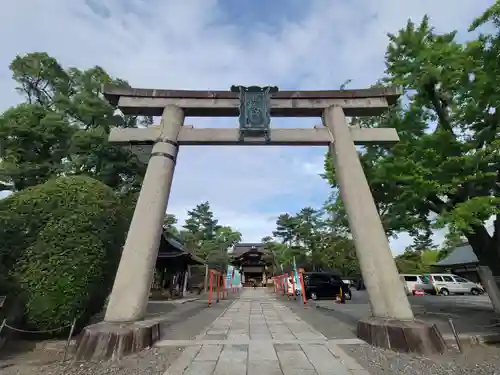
[158,232,205,265]
[230,243,270,258]
[435,244,478,266]
[103,85,402,107]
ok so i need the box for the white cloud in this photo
[0,0,495,252]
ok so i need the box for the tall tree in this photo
[272,213,297,247]
[183,202,220,242]
[394,249,440,274]
[407,215,435,251]
[0,105,73,190]
[267,207,360,275]
[214,226,242,250]
[163,213,180,236]
[273,208,323,252]
[206,226,242,269]
[323,9,500,275]
[0,52,148,195]
[181,201,241,267]
[294,207,324,267]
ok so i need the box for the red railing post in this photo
[216,273,221,303]
[208,270,214,306]
[222,273,227,298]
[299,271,307,305]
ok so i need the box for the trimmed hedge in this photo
[0,176,129,331]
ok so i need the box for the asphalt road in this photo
[314,289,498,336]
[349,289,493,309]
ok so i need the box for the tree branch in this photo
[425,194,451,214]
[423,78,455,135]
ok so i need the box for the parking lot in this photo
[313,289,499,338]
[349,289,492,308]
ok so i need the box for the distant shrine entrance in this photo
[90,84,445,355]
[230,243,274,286]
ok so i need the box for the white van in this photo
[399,274,434,294]
[426,274,484,296]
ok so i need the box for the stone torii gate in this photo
[77,85,444,360]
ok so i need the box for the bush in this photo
[0,176,129,331]
[0,266,25,332]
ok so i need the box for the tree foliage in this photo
[0,176,128,331]
[0,52,148,195]
[162,202,242,270]
[322,6,500,273]
[265,207,360,277]
[394,249,440,274]
[163,213,180,236]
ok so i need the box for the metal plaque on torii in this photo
[230,85,279,142]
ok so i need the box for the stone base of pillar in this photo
[74,320,161,361]
[357,318,446,355]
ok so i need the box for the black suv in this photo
[302,272,351,300]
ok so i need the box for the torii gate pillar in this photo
[323,106,413,319]
[105,105,184,322]
[324,105,445,354]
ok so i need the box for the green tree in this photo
[182,201,220,257]
[0,52,147,194]
[407,216,435,251]
[180,202,241,268]
[394,249,440,274]
[0,104,73,191]
[214,226,242,250]
[269,207,360,275]
[163,213,180,236]
[323,8,500,275]
[261,236,282,273]
[205,226,242,270]
[273,213,297,247]
[322,234,360,276]
[294,207,324,267]
[183,202,219,235]
[272,213,309,267]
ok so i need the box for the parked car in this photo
[399,274,434,294]
[425,273,484,296]
[342,278,357,288]
[302,272,351,300]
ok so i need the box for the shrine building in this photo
[230,243,275,286]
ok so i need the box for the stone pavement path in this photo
[157,288,371,375]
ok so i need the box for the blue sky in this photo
[0,0,495,254]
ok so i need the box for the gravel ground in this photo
[0,298,234,375]
[0,345,183,375]
[341,343,500,375]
